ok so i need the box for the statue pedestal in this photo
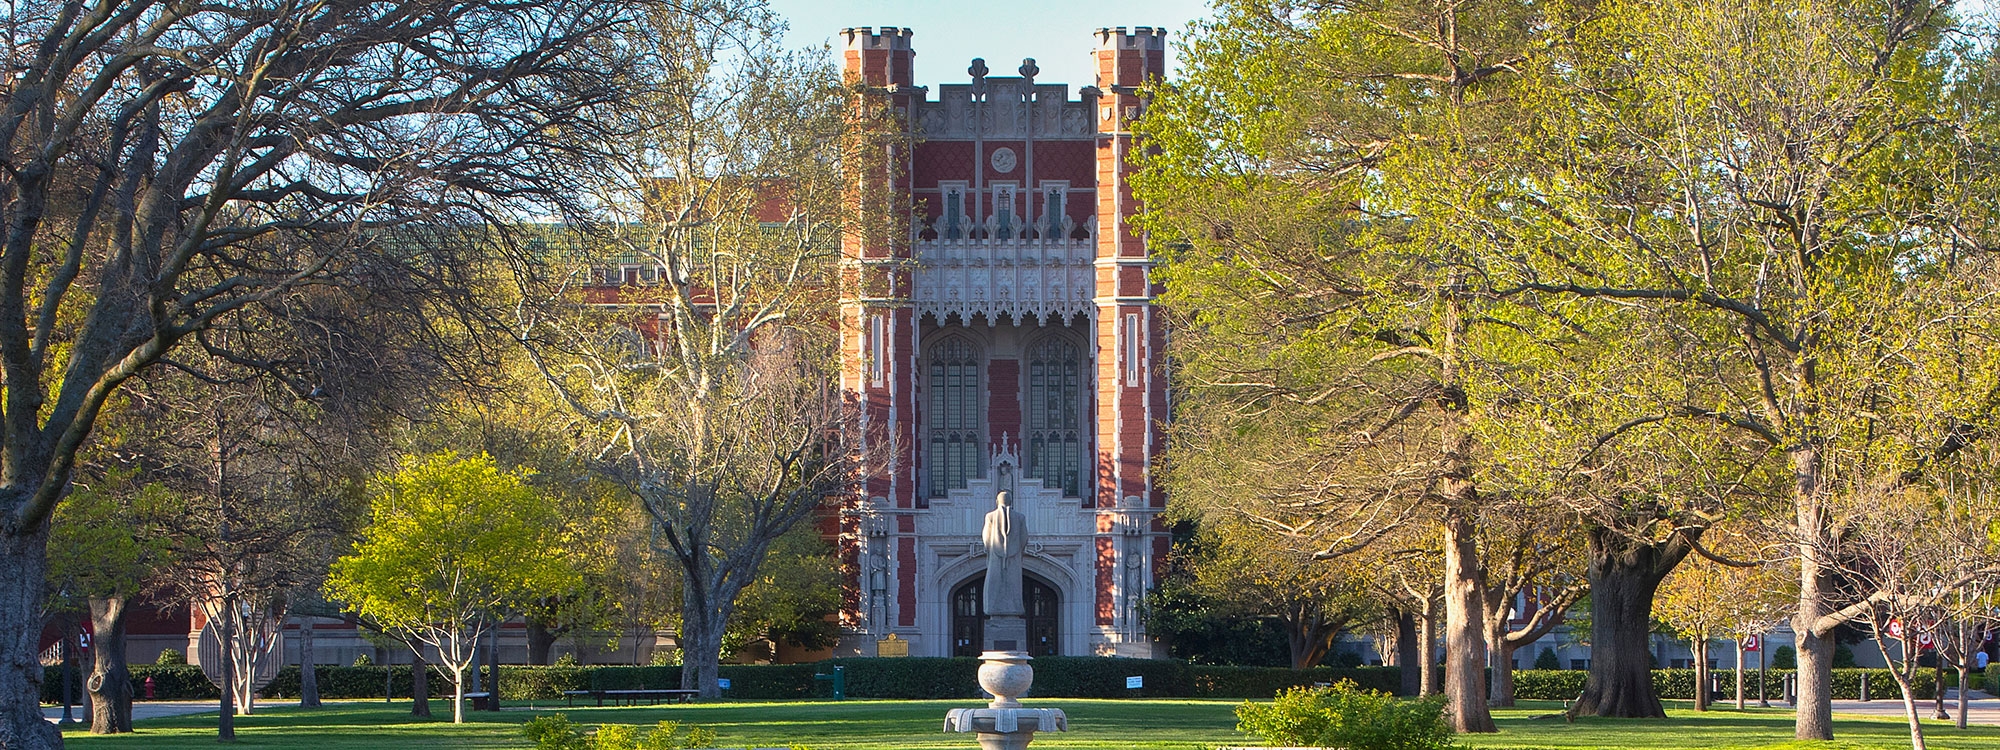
[945,651,1066,750]
[984,614,1028,654]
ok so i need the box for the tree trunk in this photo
[1694,637,1710,711]
[1957,664,1969,730]
[88,596,134,733]
[218,608,237,741]
[1284,612,1340,670]
[410,647,431,718]
[485,624,501,709]
[1441,514,1496,733]
[1735,638,1746,710]
[677,605,730,699]
[0,527,61,749]
[450,664,464,724]
[1932,660,1950,721]
[677,558,751,699]
[1396,609,1421,697]
[299,617,320,709]
[526,618,555,666]
[1490,639,1518,708]
[1573,526,1688,718]
[1418,601,1440,697]
[1877,636,1929,750]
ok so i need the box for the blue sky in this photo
[766,0,1215,91]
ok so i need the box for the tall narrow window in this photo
[1025,336,1083,497]
[928,336,983,497]
[1042,187,1065,239]
[944,187,965,239]
[993,185,1016,240]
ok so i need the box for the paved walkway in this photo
[1830,690,2000,726]
[43,701,224,724]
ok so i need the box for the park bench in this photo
[561,688,699,707]
[465,691,498,711]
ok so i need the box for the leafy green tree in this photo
[1138,0,1549,731]
[1533,648,1560,671]
[1442,0,2000,737]
[725,526,844,659]
[44,470,177,734]
[327,452,577,723]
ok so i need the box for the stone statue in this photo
[981,489,1027,617]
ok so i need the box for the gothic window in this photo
[928,336,983,497]
[1042,187,1064,239]
[993,185,1016,240]
[944,186,965,240]
[1025,336,1084,497]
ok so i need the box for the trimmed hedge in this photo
[1189,665,1401,698]
[44,661,1946,705]
[1509,668,1937,701]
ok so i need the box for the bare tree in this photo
[0,0,656,744]
[510,0,879,698]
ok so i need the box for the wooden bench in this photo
[561,688,699,707]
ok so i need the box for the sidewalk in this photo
[43,701,221,724]
[1830,690,2000,726]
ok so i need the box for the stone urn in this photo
[945,650,1067,750]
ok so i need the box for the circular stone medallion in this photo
[989,147,1018,174]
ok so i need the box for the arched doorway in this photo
[950,575,1059,657]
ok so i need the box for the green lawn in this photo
[52,699,2000,749]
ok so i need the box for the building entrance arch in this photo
[949,574,1059,657]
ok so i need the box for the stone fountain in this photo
[944,479,1067,750]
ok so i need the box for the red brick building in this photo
[836,26,1169,659]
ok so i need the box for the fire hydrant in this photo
[143,676,155,700]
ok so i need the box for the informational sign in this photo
[877,634,909,658]
[1742,635,1760,652]
[1125,676,1144,690]
[717,678,732,690]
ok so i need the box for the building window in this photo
[992,185,1016,240]
[1041,186,1064,239]
[944,186,965,240]
[1025,336,1084,497]
[928,336,983,497]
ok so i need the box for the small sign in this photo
[877,634,909,658]
[717,678,732,690]
[1743,635,1760,652]
[1125,675,1143,690]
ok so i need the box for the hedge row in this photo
[1511,668,1939,701]
[47,662,1941,704]
[493,660,1401,701]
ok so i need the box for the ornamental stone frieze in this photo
[912,235,1098,322]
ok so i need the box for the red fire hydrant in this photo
[143,676,155,700]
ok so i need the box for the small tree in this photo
[1656,559,1735,711]
[327,452,575,723]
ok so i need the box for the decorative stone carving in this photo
[913,237,1096,322]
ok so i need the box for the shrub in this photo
[593,724,640,750]
[1833,644,1857,668]
[1987,662,2000,694]
[352,653,373,666]
[522,714,587,750]
[1773,646,1796,669]
[555,653,581,667]
[1532,648,1560,671]
[1235,682,1454,750]
[155,649,186,666]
